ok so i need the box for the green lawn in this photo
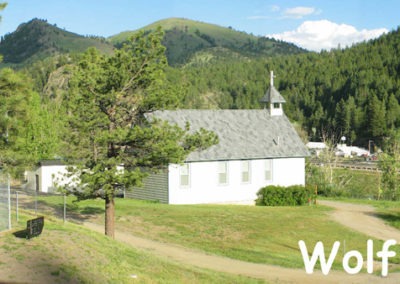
[33,195,400,271]
[372,200,400,230]
[0,212,262,283]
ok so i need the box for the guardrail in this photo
[311,161,379,172]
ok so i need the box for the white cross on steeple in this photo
[270,70,275,87]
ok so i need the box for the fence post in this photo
[15,191,19,223]
[63,194,66,223]
[7,174,11,230]
[34,190,38,216]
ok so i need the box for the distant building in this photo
[336,144,369,157]
[24,160,68,193]
[306,142,327,156]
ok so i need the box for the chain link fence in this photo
[12,189,69,223]
[9,188,104,226]
[1,175,107,231]
[0,173,11,232]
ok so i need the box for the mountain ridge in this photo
[0,18,114,66]
[0,17,307,67]
[110,17,307,66]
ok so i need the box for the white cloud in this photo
[267,20,388,51]
[283,7,319,19]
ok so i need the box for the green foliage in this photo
[6,16,400,152]
[162,27,400,146]
[0,68,60,175]
[64,28,217,203]
[20,93,63,164]
[255,185,315,206]
[379,130,400,200]
[307,163,382,200]
[0,2,6,27]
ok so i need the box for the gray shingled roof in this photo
[260,85,286,104]
[148,110,309,162]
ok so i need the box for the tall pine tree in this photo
[64,28,218,237]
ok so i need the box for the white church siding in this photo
[272,157,305,187]
[167,157,305,205]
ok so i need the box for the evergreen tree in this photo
[334,98,351,138]
[367,93,386,140]
[64,29,218,238]
[386,93,400,129]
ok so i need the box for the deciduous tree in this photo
[379,130,400,200]
[0,68,60,175]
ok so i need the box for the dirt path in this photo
[318,200,400,242]
[84,207,400,284]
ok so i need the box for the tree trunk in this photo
[105,194,115,238]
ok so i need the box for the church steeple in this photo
[270,69,275,87]
[259,70,286,116]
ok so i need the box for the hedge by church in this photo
[255,185,316,206]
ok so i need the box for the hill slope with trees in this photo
[167,27,400,147]
[111,17,308,66]
[2,17,400,149]
[0,18,113,66]
[0,17,307,68]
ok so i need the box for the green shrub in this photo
[255,185,315,206]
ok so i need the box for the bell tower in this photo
[259,71,286,116]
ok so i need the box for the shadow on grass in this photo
[79,206,104,215]
[13,229,28,239]
[19,199,105,223]
[374,212,400,229]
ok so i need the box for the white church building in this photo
[128,72,309,204]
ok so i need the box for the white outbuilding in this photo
[24,160,69,193]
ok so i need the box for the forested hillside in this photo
[0,18,113,66]
[2,17,400,149]
[167,27,400,147]
[0,18,306,68]
[111,18,307,66]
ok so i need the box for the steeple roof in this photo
[260,71,286,104]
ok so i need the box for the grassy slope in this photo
[109,18,256,66]
[0,213,261,283]
[34,196,400,271]
[109,18,305,66]
[110,18,256,46]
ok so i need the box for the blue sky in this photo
[1,0,399,51]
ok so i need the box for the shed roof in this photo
[38,159,66,166]
[149,109,309,162]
